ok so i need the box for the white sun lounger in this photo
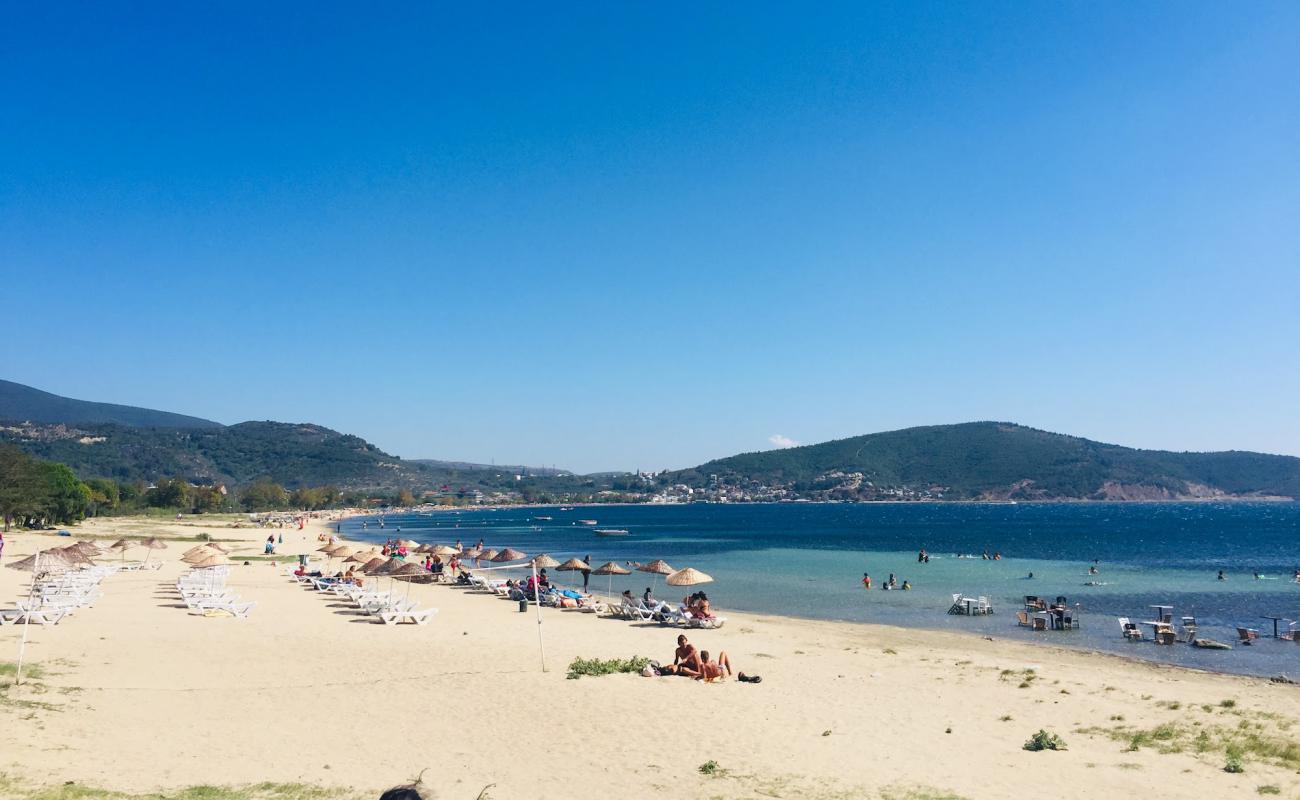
[378,607,437,625]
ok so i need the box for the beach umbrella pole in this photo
[15,551,39,687]
[532,561,547,673]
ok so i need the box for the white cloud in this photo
[768,434,799,449]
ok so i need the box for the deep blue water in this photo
[338,502,1300,678]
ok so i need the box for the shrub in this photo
[565,655,651,680]
[1225,744,1245,773]
[1023,730,1067,752]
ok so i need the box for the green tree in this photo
[0,445,47,531]
[146,477,192,508]
[191,485,226,513]
[38,462,92,525]
[85,477,120,516]
[241,479,289,511]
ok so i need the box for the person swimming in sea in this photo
[861,572,872,590]
[1217,570,1226,581]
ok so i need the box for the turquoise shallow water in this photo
[340,502,1300,678]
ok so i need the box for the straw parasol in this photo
[189,553,230,569]
[346,551,373,565]
[205,542,231,554]
[6,549,72,575]
[109,538,135,562]
[491,548,527,563]
[72,541,103,557]
[414,544,432,554]
[530,554,560,569]
[183,544,212,557]
[433,545,459,557]
[360,556,388,577]
[476,549,499,565]
[182,547,217,564]
[591,561,630,597]
[400,539,421,550]
[391,562,431,600]
[636,559,675,592]
[141,537,168,566]
[58,546,94,567]
[8,548,76,687]
[555,557,589,588]
[665,567,713,587]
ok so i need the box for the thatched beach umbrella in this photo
[72,541,103,557]
[636,559,675,593]
[188,553,230,592]
[109,538,136,562]
[666,567,713,587]
[591,561,630,598]
[433,545,459,557]
[6,549,72,576]
[182,547,217,565]
[141,537,168,566]
[476,549,499,568]
[531,554,560,569]
[183,544,211,557]
[59,545,94,565]
[391,562,430,601]
[556,557,589,588]
[7,548,74,687]
[492,548,527,564]
[205,542,231,554]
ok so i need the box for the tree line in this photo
[0,444,385,531]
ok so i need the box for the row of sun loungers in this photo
[0,564,117,626]
[290,572,437,625]
[611,598,727,629]
[176,566,256,618]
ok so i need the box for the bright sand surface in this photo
[3,515,1300,800]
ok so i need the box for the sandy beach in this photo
[3,514,1299,800]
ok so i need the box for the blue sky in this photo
[2,3,1297,472]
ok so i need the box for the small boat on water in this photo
[577,519,598,526]
[594,529,629,537]
[534,516,553,521]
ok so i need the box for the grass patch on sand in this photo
[0,775,353,800]
[1077,716,1300,770]
[879,786,971,800]
[566,655,651,679]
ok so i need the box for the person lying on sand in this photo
[696,649,762,684]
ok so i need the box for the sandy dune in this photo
[2,515,1298,800]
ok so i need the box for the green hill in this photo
[0,379,222,429]
[667,422,1300,501]
[0,420,429,490]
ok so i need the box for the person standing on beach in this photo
[582,554,591,590]
[0,530,5,561]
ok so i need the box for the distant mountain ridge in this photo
[667,422,1300,501]
[0,379,222,429]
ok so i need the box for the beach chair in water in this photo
[1016,611,1031,627]
[1118,617,1143,641]
[1237,627,1260,646]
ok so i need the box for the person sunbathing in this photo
[658,634,701,677]
[696,650,732,682]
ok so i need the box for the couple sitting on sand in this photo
[646,635,761,683]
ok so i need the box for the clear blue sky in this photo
[2,3,1297,472]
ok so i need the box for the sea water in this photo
[339,502,1300,678]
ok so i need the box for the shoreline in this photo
[4,515,1300,799]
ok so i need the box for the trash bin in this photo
[518,598,528,613]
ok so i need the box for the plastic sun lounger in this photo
[378,607,438,625]
[192,599,256,618]
[1,607,69,626]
